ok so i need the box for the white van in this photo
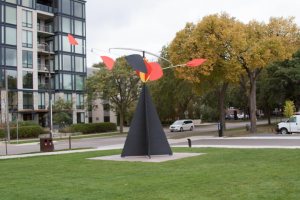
[169,120,194,132]
[277,115,300,134]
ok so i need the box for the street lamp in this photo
[5,66,10,142]
[40,42,53,138]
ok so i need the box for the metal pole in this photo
[44,43,53,139]
[16,111,19,144]
[5,138,8,155]
[69,136,71,150]
[5,68,10,142]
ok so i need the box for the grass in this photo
[0,148,300,200]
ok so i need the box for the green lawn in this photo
[0,148,299,200]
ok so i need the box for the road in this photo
[1,119,298,156]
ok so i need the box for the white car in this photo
[169,120,194,132]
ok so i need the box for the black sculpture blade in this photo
[121,85,172,157]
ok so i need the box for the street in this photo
[1,119,299,156]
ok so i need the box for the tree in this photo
[283,100,296,118]
[86,57,141,133]
[53,98,73,127]
[149,46,197,123]
[236,17,300,132]
[168,13,243,132]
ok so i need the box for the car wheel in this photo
[190,126,193,131]
[180,127,183,132]
[280,128,288,135]
[170,130,173,132]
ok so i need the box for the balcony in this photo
[36,3,56,13]
[37,24,54,36]
[38,83,48,90]
[38,63,54,73]
[37,43,55,55]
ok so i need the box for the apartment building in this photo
[0,0,87,127]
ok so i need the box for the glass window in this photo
[75,38,84,54]
[74,2,83,18]
[62,17,71,33]
[23,92,33,109]
[22,10,32,28]
[6,48,17,66]
[74,20,83,36]
[76,94,84,109]
[63,74,72,90]
[77,112,84,123]
[7,69,17,89]
[22,30,33,48]
[6,27,17,45]
[23,71,33,89]
[5,0,17,4]
[38,93,45,109]
[5,6,16,25]
[62,35,71,52]
[62,54,71,71]
[64,93,72,102]
[75,56,84,72]
[75,75,84,91]
[22,50,33,68]
[8,91,18,110]
[61,0,71,15]
[22,0,34,8]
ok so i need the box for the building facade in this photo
[0,0,87,127]
[87,68,117,124]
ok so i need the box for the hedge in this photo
[69,123,117,134]
[0,126,44,139]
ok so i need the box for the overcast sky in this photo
[85,0,300,67]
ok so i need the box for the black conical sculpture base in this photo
[121,84,173,157]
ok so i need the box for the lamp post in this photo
[41,42,53,138]
[5,67,10,142]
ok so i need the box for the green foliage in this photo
[53,98,73,127]
[0,126,44,139]
[87,57,141,133]
[283,100,296,118]
[68,123,117,134]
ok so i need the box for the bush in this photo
[69,123,117,134]
[0,126,45,139]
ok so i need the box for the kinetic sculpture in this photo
[67,34,206,158]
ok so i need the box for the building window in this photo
[7,69,17,89]
[74,20,83,36]
[23,92,33,109]
[22,0,34,8]
[64,93,72,103]
[77,112,84,123]
[75,56,84,72]
[104,116,110,122]
[5,48,17,66]
[61,0,71,15]
[75,75,84,91]
[5,0,17,4]
[22,30,33,48]
[62,35,71,52]
[5,27,17,45]
[8,91,17,110]
[62,54,71,71]
[23,71,33,89]
[74,2,83,18]
[62,17,71,33]
[5,6,17,25]
[22,50,33,68]
[22,10,32,28]
[38,93,45,109]
[75,38,84,54]
[76,94,84,109]
[63,74,72,90]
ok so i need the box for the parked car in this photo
[169,120,194,132]
[277,114,300,134]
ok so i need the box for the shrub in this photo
[0,126,45,139]
[69,123,117,134]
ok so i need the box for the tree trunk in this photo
[267,107,271,125]
[249,75,257,133]
[119,111,124,133]
[218,83,228,136]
